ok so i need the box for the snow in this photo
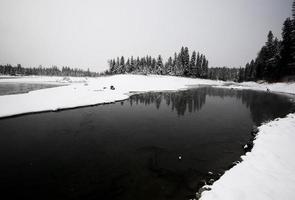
[214,81,295,95]
[200,114,295,200]
[0,75,88,84]
[1,75,295,200]
[0,75,223,118]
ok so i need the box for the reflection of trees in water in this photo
[205,87,294,125]
[128,87,294,124]
[129,89,207,116]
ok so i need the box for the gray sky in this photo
[0,0,293,72]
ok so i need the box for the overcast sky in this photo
[0,0,293,72]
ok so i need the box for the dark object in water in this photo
[267,88,270,92]
[110,85,115,90]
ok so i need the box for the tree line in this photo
[107,47,247,82]
[0,64,101,77]
[107,47,209,78]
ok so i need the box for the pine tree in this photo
[167,56,173,75]
[196,52,201,77]
[200,55,208,78]
[183,47,190,76]
[108,59,115,74]
[172,52,178,75]
[249,60,256,80]
[238,68,245,82]
[255,31,280,80]
[156,55,163,74]
[151,58,156,73]
[189,51,196,77]
[130,56,134,73]
[126,58,130,73]
[176,52,184,76]
[120,56,125,73]
[280,18,293,77]
[114,57,120,74]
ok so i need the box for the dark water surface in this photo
[0,82,64,95]
[0,87,294,200]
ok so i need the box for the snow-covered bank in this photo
[200,80,295,200]
[200,113,295,200]
[215,81,295,95]
[0,75,89,84]
[0,75,222,118]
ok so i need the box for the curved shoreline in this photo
[199,113,295,200]
[199,82,295,200]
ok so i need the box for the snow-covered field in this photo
[1,75,295,200]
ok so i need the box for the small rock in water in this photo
[244,142,254,152]
[251,126,259,136]
[208,179,215,185]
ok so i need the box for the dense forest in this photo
[0,64,100,77]
[107,47,209,78]
[1,1,295,82]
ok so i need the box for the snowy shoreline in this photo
[200,113,295,200]
[0,75,224,119]
[1,75,295,199]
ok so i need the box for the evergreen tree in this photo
[115,57,120,74]
[151,58,156,73]
[176,52,184,76]
[108,59,115,74]
[238,68,245,82]
[280,18,293,78]
[130,56,135,73]
[183,47,190,76]
[156,55,163,74]
[120,56,125,73]
[249,60,256,80]
[255,31,280,81]
[196,52,201,77]
[189,51,196,77]
[126,58,130,73]
[167,56,173,75]
[172,53,178,75]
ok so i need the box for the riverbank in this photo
[200,113,295,200]
[0,75,223,118]
[199,81,295,199]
